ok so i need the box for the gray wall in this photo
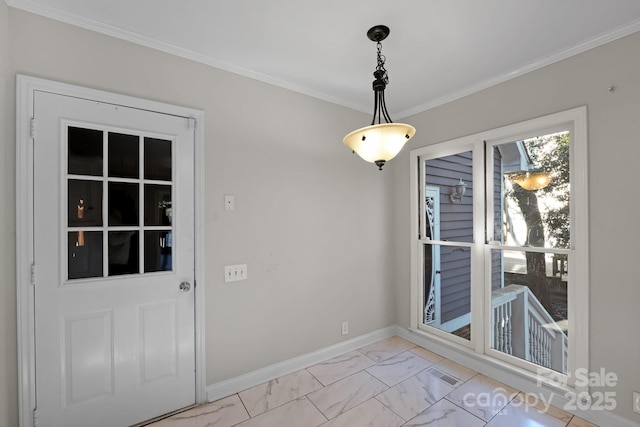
[0,8,397,427]
[0,2,17,426]
[394,31,640,423]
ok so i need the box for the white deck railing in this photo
[491,284,567,373]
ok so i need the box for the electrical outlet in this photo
[224,264,247,282]
[633,391,640,414]
[341,321,349,336]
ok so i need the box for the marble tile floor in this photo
[146,336,598,427]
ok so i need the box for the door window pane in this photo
[68,127,103,176]
[144,185,172,226]
[491,249,568,373]
[68,180,102,227]
[144,231,172,272]
[144,138,172,181]
[67,126,176,280]
[68,231,103,279]
[108,182,139,226]
[108,132,139,178]
[108,231,139,276]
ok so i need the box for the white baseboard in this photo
[205,326,396,402]
[205,325,639,427]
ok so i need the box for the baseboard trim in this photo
[205,326,396,402]
[205,326,638,426]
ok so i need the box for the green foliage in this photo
[525,132,570,248]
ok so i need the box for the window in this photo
[410,107,588,391]
[66,126,174,280]
[419,148,478,343]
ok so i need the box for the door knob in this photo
[179,281,191,292]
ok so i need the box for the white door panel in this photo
[33,91,195,426]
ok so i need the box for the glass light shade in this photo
[513,171,552,190]
[343,122,416,163]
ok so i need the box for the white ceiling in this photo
[8,0,640,118]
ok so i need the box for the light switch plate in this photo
[224,264,247,282]
[633,391,640,414]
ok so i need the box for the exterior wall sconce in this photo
[450,179,466,203]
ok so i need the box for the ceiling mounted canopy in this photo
[344,25,416,170]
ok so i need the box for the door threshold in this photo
[132,404,199,427]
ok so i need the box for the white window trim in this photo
[409,106,589,395]
[412,136,484,351]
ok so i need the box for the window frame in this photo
[409,106,589,394]
[413,138,485,350]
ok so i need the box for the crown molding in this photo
[5,0,365,112]
[7,0,640,119]
[397,18,640,119]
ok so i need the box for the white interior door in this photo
[33,90,195,427]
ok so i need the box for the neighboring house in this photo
[422,147,506,331]
[423,152,473,331]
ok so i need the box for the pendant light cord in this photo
[371,41,394,126]
[375,41,388,82]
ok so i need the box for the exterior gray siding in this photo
[492,147,504,291]
[425,152,473,324]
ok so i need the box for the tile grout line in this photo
[147,337,599,427]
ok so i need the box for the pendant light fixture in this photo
[344,25,416,170]
[512,170,552,190]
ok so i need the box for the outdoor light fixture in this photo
[449,179,467,203]
[343,25,416,170]
[512,170,552,191]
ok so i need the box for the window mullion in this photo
[418,156,426,240]
[488,244,572,256]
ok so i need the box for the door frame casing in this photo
[16,75,207,427]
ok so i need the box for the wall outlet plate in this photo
[633,391,640,414]
[341,321,349,336]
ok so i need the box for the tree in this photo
[511,183,552,311]
[508,132,570,314]
[532,132,570,249]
